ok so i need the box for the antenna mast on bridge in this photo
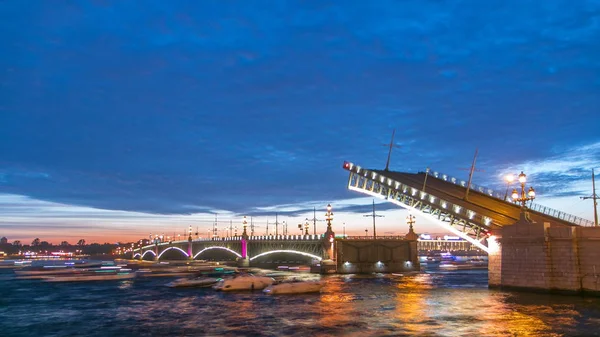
[363,199,384,239]
[462,148,484,201]
[384,129,401,171]
[581,169,599,227]
[308,207,324,235]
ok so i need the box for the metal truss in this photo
[344,162,492,252]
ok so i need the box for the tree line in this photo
[0,239,120,256]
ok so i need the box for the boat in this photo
[467,258,487,266]
[263,280,324,295]
[166,277,221,288]
[43,269,136,282]
[425,256,440,263]
[15,261,107,279]
[213,275,274,291]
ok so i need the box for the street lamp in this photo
[304,219,310,235]
[343,222,346,238]
[242,216,248,237]
[406,214,416,232]
[511,171,536,208]
[503,174,515,201]
[325,204,333,232]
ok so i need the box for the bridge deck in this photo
[376,169,576,227]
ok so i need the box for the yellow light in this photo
[518,171,526,184]
[488,235,500,254]
[511,189,519,200]
[506,174,514,183]
[528,187,535,198]
[327,204,332,212]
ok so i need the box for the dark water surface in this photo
[1,268,599,337]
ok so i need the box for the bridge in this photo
[133,208,421,273]
[134,234,330,267]
[342,161,594,253]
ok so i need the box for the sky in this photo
[1,1,599,244]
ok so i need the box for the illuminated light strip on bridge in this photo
[348,185,489,253]
[157,247,189,259]
[249,250,322,261]
[133,253,141,258]
[141,250,156,258]
[193,246,242,259]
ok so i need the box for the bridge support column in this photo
[489,211,600,295]
[237,232,250,267]
[319,218,337,274]
[187,226,194,260]
[154,243,159,261]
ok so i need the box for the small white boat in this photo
[213,275,274,291]
[263,281,324,295]
[166,277,221,288]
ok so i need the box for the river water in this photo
[1,266,599,337]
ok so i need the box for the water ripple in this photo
[1,268,599,336]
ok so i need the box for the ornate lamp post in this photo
[242,216,248,237]
[304,219,310,235]
[503,174,515,201]
[406,214,416,232]
[511,171,536,209]
[325,204,333,232]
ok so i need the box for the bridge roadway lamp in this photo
[503,174,515,201]
[511,171,536,208]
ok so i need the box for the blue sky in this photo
[1,1,599,243]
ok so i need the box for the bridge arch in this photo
[249,250,322,261]
[157,247,189,260]
[141,250,156,259]
[193,246,241,259]
[133,253,141,258]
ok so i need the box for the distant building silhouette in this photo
[0,237,7,244]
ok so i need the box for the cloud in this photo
[490,141,600,198]
[0,1,598,238]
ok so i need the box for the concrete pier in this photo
[335,238,419,274]
[489,213,600,295]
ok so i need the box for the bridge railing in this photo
[341,236,406,240]
[426,169,595,227]
[527,203,593,226]
[249,234,321,241]
[188,235,322,242]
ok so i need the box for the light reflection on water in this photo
[1,268,599,336]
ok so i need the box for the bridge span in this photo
[134,215,421,274]
[342,161,594,253]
